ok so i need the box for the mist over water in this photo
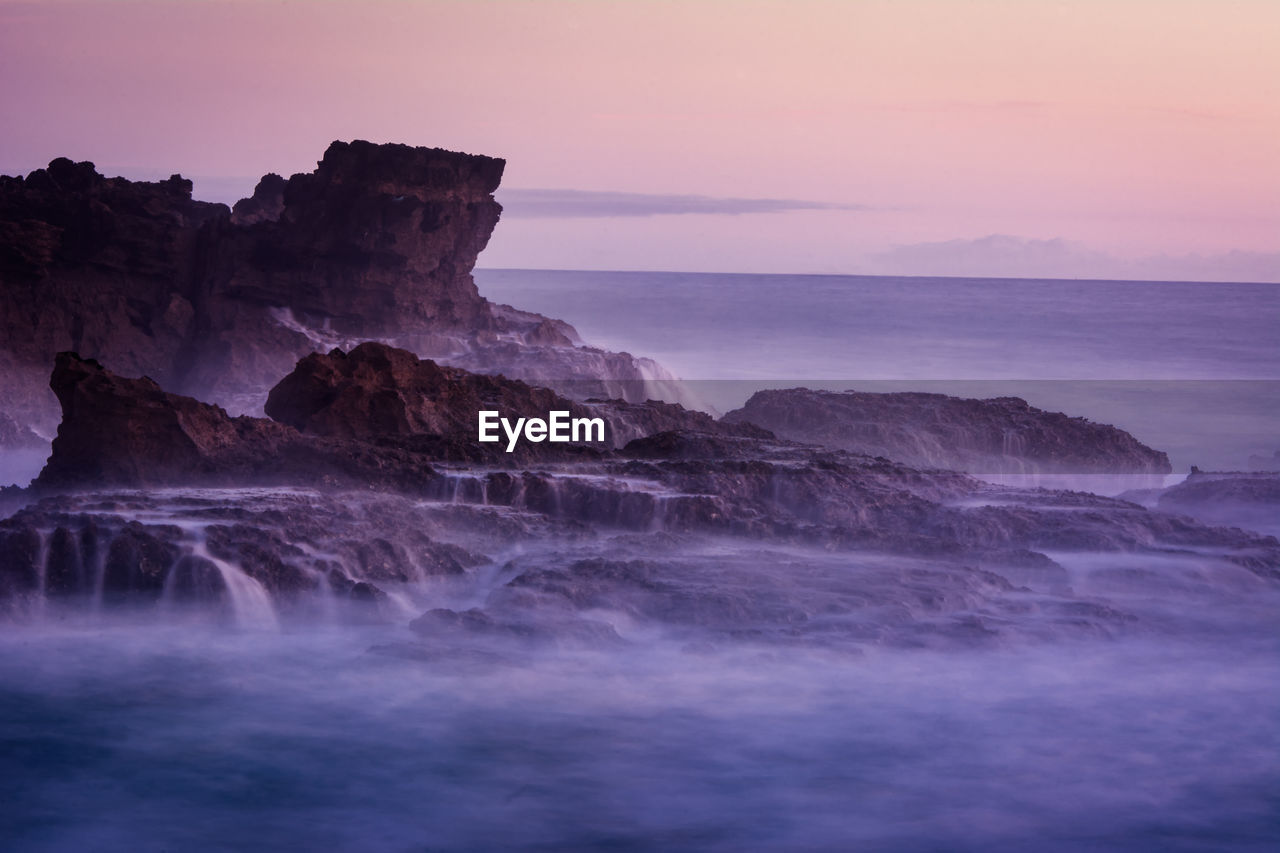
[3,557,1277,851]
[4,272,1280,850]
[2,481,1278,850]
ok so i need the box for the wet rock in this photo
[205,524,317,593]
[167,555,230,604]
[43,526,86,595]
[102,522,182,601]
[0,525,42,597]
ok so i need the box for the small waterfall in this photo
[91,530,108,612]
[634,358,706,411]
[1000,429,1031,473]
[651,496,670,532]
[430,472,491,505]
[549,478,564,517]
[188,535,278,630]
[31,529,49,619]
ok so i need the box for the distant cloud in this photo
[497,188,865,219]
[869,235,1280,283]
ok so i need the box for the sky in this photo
[1,0,1277,280]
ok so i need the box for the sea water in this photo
[477,270,1280,472]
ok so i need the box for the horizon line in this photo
[475,266,1280,287]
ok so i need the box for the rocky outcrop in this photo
[265,341,596,440]
[33,346,743,493]
[265,342,753,450]
[36,352,444,491]
[29,350,1275,567]
[0,141,678,437]
[1134,469,1280,534]
[7,349,1279,629]
[723,389,1172,475]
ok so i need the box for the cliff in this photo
[0,141,668,442]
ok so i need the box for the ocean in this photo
[477,269,1280,473]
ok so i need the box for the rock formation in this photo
[265,341,598,441]
[7,348,1275,622]
[35,345,746,491]
[1127,469,1280,534]
[36,351,443,491]
[2,142,1274,654]
[723,388,1172,475]
[0,141,675,440]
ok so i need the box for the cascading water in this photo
[185,531,278,630]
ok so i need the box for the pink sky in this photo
[2,0,1277,278]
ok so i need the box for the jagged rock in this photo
[265,341,596,440]
[723,388,1172,475]
[266,341,749,452]
[229,172,286,225]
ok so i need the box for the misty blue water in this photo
[4,270,1280,851]
[3,622,1277,852]
[477,269,1280,471]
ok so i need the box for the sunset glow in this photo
[2,0,1277,277]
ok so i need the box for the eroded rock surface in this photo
[8,347,1276,633]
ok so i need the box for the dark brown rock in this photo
[265,341,594,440]
[229,173,286,225]
[102,522,182,601]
